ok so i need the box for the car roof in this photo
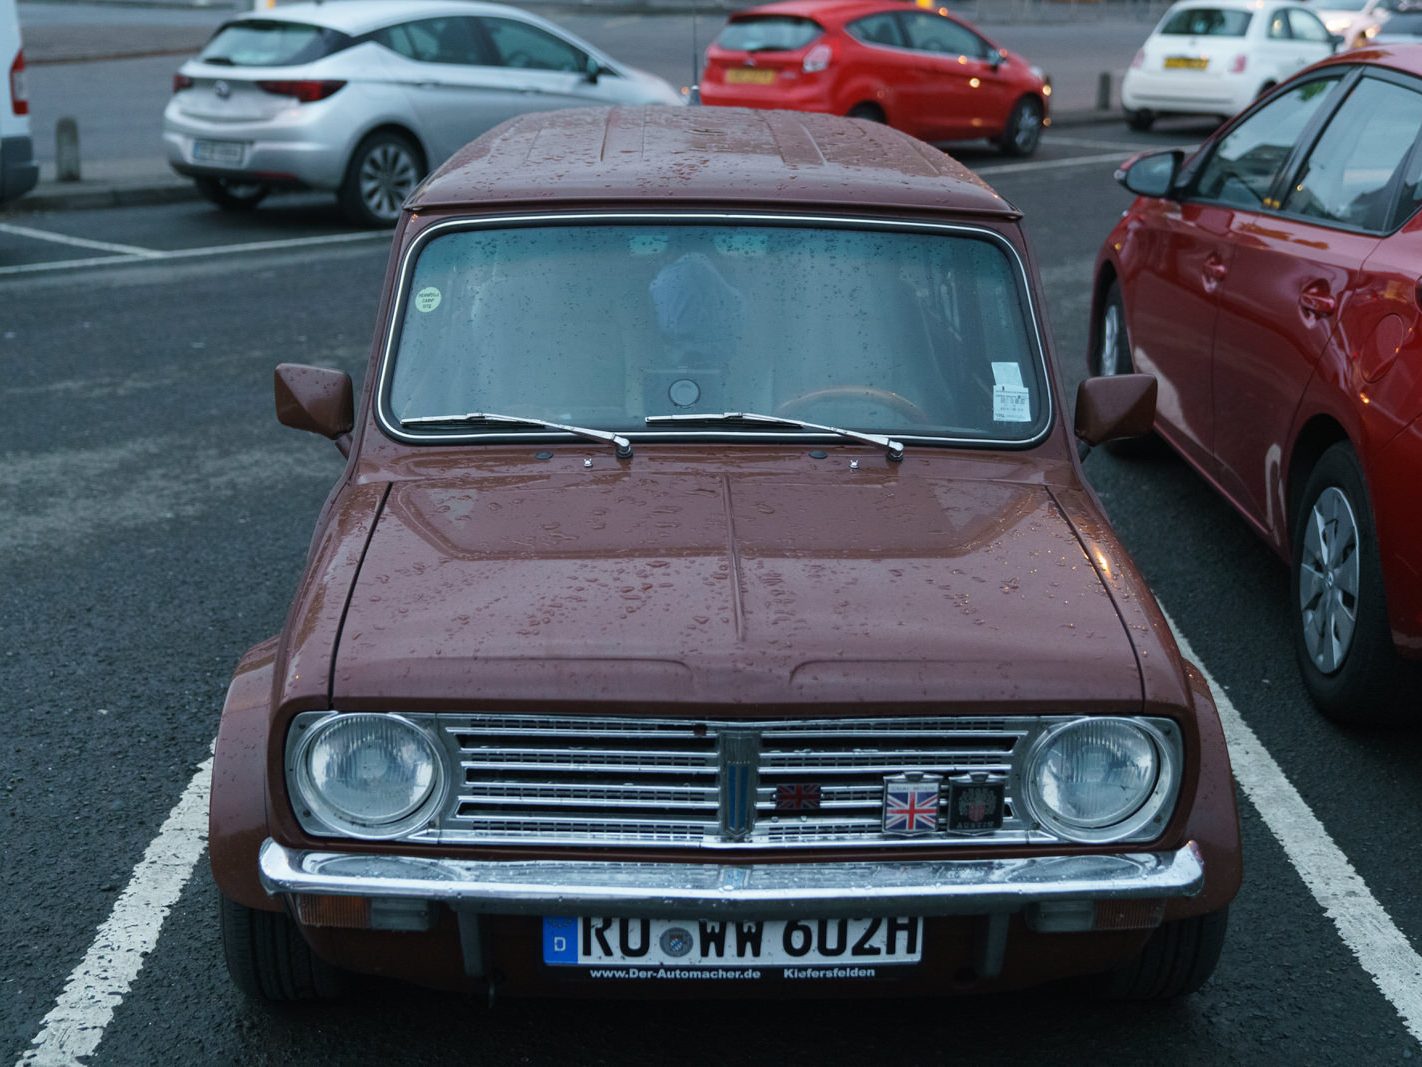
[727,0,943,25]
[409,106,1019,219]
[225,0,542,35]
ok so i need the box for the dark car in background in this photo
[700,0,1051,155]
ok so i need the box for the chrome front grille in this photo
[407,715,1057,850]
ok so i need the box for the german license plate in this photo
[192,139,245,165]
[1163,56,1209,70]
[542,916,922,972]
[726,68,776,85]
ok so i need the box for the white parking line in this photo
[0,222,163,258]
[1165,612,1422,1042]
[16,755,213,1067]
[1045,135,1157,151]
[15,615,1422,1063]
[0,229,391,278]
[976,150,1132,177]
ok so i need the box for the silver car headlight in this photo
[289,713,445,839]
[1022,718,1180,843]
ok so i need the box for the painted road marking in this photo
[16,755,213,1067]
[1045,135,1162,152]
[977,150,1134,177]
[1165,612,1422,1043]
[0,222,163,258]
[0,229,391,278]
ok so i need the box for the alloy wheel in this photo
[1100,303,1122,376]
[1298,485,1361,674]
[1014,103,1042,153]
[358,143,419,223]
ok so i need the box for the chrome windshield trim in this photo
[259,839,1204,918]
[374,211,1055,451]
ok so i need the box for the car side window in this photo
[1282,76,1422,231]
[847,13,906,48]
[1267,9,1292,38]
[376,18,491,65]
[899,13,988,59]
[479,17,587,72]
[1194,76,1343,208]
[1287,10,1332,41]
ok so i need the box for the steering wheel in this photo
[775,386,930,423]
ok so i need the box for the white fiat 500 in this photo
[1121,0,1338,129]
[162,0,685,225]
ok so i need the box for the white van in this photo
[1,0,37,205]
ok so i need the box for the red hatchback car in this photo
[1094,47,1422,724]
[700,0,1050,155]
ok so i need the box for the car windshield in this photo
[199,20,351,66]
[384,222,1049,446]
[1158,8,1253,34]
[716,16,823,51]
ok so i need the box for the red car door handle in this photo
[1300,286,1337,316]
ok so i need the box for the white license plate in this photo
[192,139,245,165]
[542,916,922,969]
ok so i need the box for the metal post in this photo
[1096,71,1114,112]
[56,117,80,183]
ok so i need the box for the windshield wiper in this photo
[645,412,904,462]
[401,412,633,458]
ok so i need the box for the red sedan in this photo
[700,0,1051,155]
[1093,47,1422,724]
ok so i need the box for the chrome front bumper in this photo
[259,839,1204,919]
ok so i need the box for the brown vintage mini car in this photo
[212,105,1242,1002]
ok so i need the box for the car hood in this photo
[331,470,1143,711]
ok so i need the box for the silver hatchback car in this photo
[163,0,685,225]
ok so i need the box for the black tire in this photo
[338,130,424,228]
[1091,280,1161,457]
[1099,908,1228,1000]
[194,176,269,212]
[220,892,348,1001]
[997,96,1043,157]
[1125,108,1155,132]
[1291,443,1418,725]
[847,103,887,123]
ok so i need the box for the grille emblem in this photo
[775,782,821,812]
[214,79,230,99]
[883,772,942,836]
[717,729,761,841]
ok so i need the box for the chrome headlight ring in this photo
[1020,717,1182,845]
[287,712,448,841]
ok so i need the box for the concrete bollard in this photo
[1096,71,1113,112]
[56,117,81,182]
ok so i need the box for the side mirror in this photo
[1074,374,1157,453]
[584,55,605,83]
[988,48,1007,68]
[1328,32,1346,51]
[1114,149,1183,198]
[274,363,354,456]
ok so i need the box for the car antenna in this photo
[689,10,700,103]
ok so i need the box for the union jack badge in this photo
[775,782,822,812]
[947,771,1006,834]
[882,773,942,836]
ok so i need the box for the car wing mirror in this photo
[584,56,605,83]
[1115,148,1184,198]
[988,47,1007,68]
[1328,32,1346,50]
[274,363,354,456]
[1074,373,1157,456]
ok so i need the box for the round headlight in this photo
[1025,719,1173,843]
[294,714,443,838]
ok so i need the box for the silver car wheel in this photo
[358,142,419,222]
[1298,485,1360,674]
[1013,105,1042,153]
[1100,302,1122,376]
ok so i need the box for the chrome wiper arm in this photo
[401,412,632,458]
[645,412,904,462]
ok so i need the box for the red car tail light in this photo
[1130,48,1145,69]
[802,43,832,73]
[1229,53,1248,73]
[256,79,346,103]
[10,49,27,116]
[172,72,194,93]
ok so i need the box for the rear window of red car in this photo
[715,16,823,52]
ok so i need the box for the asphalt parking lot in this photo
[4,119,1422,1064]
